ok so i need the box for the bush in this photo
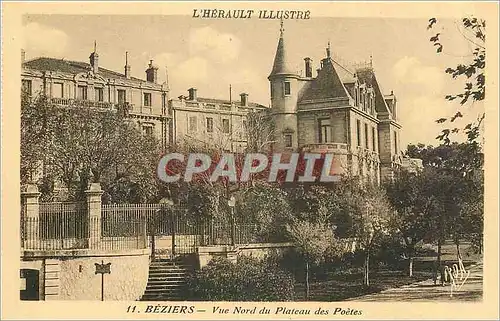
[186,256,295,301]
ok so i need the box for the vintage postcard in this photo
[2,1,499,320]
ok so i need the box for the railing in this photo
[21,200,274,253]
[50,98,114,109]
[301,143,349,153]
[21,202,147,251]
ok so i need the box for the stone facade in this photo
[21,49,170,148]
[168,89,268,153]
[267,24,406,182]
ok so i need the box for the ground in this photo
[292,241,482,302]
[347,261,482,301]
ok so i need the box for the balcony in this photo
[301,143,349,154]
[50,97,114,110]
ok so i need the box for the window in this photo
[77,85,88,100]
[142,125,153,136]
[284,81,291,96]
[222,119,230,133]
[95,88,104,102]
[270,83,274,98]
[206,117,214,133]
[318,118,332,143]
[22,80,32,96]
[53,83,64,99]
[242,120,247,137]
[356,120,361,147]
[364,123,369,149]
[284,134,293,148]
[144,93,152,107]
[189,116,198,132]
[394,131,398,154]
[117,89,126,104]
[372,127,376,151]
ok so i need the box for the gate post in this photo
[21,185,41,250]
[85,183,103,249]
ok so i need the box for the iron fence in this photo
[21,202,147,251]
[21,202,269,252]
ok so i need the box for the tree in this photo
[334,179,395,286]
[428,17,485,144]
[21,94,54,184]
[386,168,440,277]
[20,92,163,202]
[237,182,292,242]
[404,142,484,282]
[286,213,340,300]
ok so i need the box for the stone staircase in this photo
[141,257,194,301]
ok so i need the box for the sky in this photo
[22,15,484,148]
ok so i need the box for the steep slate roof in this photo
[356,67,391,114]
[269,28,297,78]
[196,97,267,109]
[23,57,145,82]
[298,58,351,104]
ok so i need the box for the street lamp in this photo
[228,196,236,246]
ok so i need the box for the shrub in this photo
[186,256,295,301]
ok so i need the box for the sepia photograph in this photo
[2,1,499,320]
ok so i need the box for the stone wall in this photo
[22,249,150,301]
[197,243,294,269]
[58,251,149,300]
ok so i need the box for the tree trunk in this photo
[433,238,442,285]
[408,244,414,277]
[305,260,310,300]
[363,251,370,287]
[455,239,462,262]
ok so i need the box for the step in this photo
[141,295,185,301]
[144,288,184,294]
[143,289,186,293]
[147,280,186,284]
[148,272,189,277]
[148,277,186,283]
[149,266,190,271]
[146,283,186,289]
[150,264,191,268]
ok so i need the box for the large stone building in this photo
[168,88,268,153]
[268,23,405,182]
[21,45,170,148]
[21,25,417,183]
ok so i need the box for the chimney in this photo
[89,41,99,74]
[304,57,312,78]
[188,88,197,101]
[124,51,131,79]
[240,93,249,107]
[21,49,26,64]
[145,60,158,83]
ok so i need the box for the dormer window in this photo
[284,81,291,96]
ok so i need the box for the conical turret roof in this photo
[269,22,297,79]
